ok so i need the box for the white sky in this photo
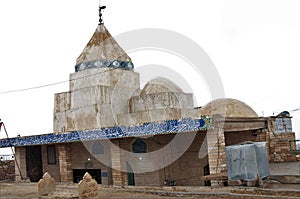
[0,0,300,150]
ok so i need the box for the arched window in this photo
[92,140,104,154]
[132,138,147,153]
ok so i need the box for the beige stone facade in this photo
[53,68,140,133]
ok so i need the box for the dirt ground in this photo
[0,182,209,199]
[0,182,207,199]
[0,182,300,199]
[0,162,299,198]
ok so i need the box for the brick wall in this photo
[165,132,208,186]
[57,144,73,182]
[207,128,226,180]
[110,139,127,186]
[225,130,267,146]
[71,142,110,185]
[114,132,208,186]
[41,145,60,181]
[44,129,277,186]
[268,132,299,162]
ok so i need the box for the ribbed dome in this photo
[75,24,134,72]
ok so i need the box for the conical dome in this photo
[75,24,134,72]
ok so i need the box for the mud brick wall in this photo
[268,132,298,162]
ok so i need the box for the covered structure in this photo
[0,8,298,186]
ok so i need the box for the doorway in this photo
[203,164,211,186]
[25,146,43,182]
[126,162,135,186]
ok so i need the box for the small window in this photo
[92,140,104,154]
[47,145,56,164]
[132,138,147,153]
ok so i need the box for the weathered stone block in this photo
[246,180,257,187]
[108,69,140,89]
[228,180,242,186]
[69,68,111,91]
[54,92,71,113]
[181,108,201,118]
[69,68,140,91]
[110,86,137,116]
[38,172,56,196]
[118,108,186,126]
[53,111,67,133]
[70,85,112,109]
[78,172,98,199]
[96,103,116,127]
[130,92,193,113]
[66,104,116,131]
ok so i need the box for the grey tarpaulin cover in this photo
[226,142,270,180]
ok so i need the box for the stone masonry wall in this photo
[0,160,15,181]
[53,68,140,133]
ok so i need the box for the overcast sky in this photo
[0,0,300,150]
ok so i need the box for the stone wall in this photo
[117,108,184,126]
[129,92,193,113]
[53,68,140,133]
[266,117,299,162]
[0,160,15,180]
[117,77,195,126]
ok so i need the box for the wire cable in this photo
[0,67,118,95]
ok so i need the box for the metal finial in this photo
[99,5,106,25]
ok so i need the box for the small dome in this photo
[141,77,183,95]
[200,98,258,118]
